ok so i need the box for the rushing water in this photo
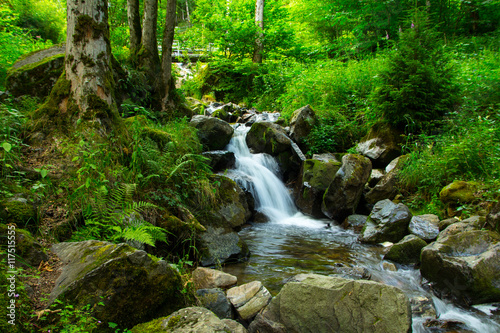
[223,124,500,332]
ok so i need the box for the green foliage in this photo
[0,102,26,178]
[38,299,100,333]
[370,10,459,130]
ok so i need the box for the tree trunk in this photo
[253,0,264,63]
[127,0,142,63]
[186,0,190,24]
[65,0,118,125]
[161,0,177,111]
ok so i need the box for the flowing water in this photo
[222,124,500,332]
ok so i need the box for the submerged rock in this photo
[189,115,234,150]
[360,199,412,244]
[421,230,500,305]
[50,240,183,328]
[259,274,411,333]
[321,154,372,221]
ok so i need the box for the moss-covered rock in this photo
[0,197,38,227]
[321,154,372,221]
[0,225,48,268]
[289,104,317,151]
[421,230,500,305]
[246,122,291,156]
[384,234,427,265]
[439,180,480,205]
[6,45,65,98]
[189,115,234,151]
[50,240,184,329]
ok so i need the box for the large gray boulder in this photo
[296,157,341,218]
[437,215,483,240]
[199,227,249,266]
[408,214,440,242]
[420,230,500,304]
[355,123,402,168]
[360,199,412,244]
[259,274,411,333]
[322,154,372,221]
[289,105,317,151]
[189,115,234,150]
[50,240,183,328]
[130,307,247,332]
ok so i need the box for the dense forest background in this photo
[0,1,500,330]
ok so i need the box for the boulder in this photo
[322,154,372,221]
[192,267,237,290]
[189,115,234,151]
[439,181,479,205]
[6,45,65,98]
[222,319,249,333]
[50,240,183,328]
[199,227,249,267]
[355,123,402,168]
[196,288,234,319]
[365,155,408,204]
[438,217,459,231]
[296,158,341,218]
[408,214,440,242]
[420,230,500,304]
[360,199,412,244]
[227,281,272,320]
[130,307,245,332]
[260,274,411,333]
[202,150,235,173]
[368,169,385,187]
[437,216,483,240]
[289,105,317,150]
[0,225,48,268]
[341,214,368,232]
[248,313,287,333]
[384,234,427,265]
[0,197,38,227]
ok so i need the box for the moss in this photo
[0,199,37,226]
[141,127,172,150]
[130,317,168,332]
[440,181,480,204]
[167,314,182,328]
[73,14,108,44]
[303,159,341,191]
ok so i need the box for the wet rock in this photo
[202,150,235,173]
[365,155,408,204]
[261,274,411,333]
[50,240,183,328]
[437,216,483,240]
[384,234,427,265]
[199,227,249,266]
[408,214,440,242]
[196,288,233,319]
[289,105,317,151]
[130,307,240,332]
[421,230,500,305]
[382,261,397,271]
[227,281,272,320]
[360,199,412,244]
[322,154,372,221]
[6,45,65,98]
[355,123,402,168]
[296,158,341,218]
[192,267,237,290]
[410,296,437,318]
[342,214,368,232]
[424,318,474,332]
[189,115,234,150]
[440,180,479,205]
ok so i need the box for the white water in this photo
[223,123,500,332]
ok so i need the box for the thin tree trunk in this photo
[65,0,117,122]
[186,0,190,23]
[140,0,161,73]
[127,0,142,63]
[161,0,177,111]
[253,0,264,63]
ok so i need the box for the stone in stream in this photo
[341,214,368,232]
[227,281,272,320]
[189,115,234,151]
[421,229,500,305]
[199,226,249,267]
[360,199,412,244]
[408,214,440,242]
[196,288,234,319]
[202,150,235,173]
[321,154,372,221]
[192,267,238,290]
[258,274,411,333]
[130,307,247,332]
[384,234,428,265]
[50,240,183,328]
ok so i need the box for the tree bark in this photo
[161,0,177,111]
[127,0,142,63]
[65,0,118,124]
[253,0,264,63]
[140,0,161,72]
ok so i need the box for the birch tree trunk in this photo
[252,0,264,63]
[161,0,177,111]
[127,0,142,62]
[65,0,118,123]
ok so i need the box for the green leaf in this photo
[40,169,49,178]
[2,142,12,152]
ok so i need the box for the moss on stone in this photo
[130,317,168,332]
[0,198,37,226]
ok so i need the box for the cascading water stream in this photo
[223,122,500,332]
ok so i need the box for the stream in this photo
[222,122,500,332]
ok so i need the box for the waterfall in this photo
[226,124,324,228]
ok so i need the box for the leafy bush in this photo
[370,11,458,130]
